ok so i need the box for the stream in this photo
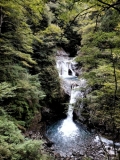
[46,50,120,158]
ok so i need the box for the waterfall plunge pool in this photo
[46,85,94,157]
[46,118,93,157]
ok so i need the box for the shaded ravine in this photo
[46,53,93,157]
[45,50,120,158]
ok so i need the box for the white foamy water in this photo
[46,119,91,156]
[58,117,79,137]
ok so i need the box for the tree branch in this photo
[69,5,96,26]
[98,0,120,13]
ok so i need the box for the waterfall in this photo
[46,49,120,157]
[46,51,91,156]
[56,53,86,118]
[57,77,86,137]
[56,58,76,78]
[58,86,80,137]
[56,53,82,110]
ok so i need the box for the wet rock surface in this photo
[43,139,119,160]
[24,112,119,160]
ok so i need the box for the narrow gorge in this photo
[46,49,91,157]
[44,49,120,159]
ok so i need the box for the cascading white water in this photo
[56,54,84,119]
[58,79,86,137]
[46,53,91,156]
[46,50,120,157]
[58,86,80,137]
[56,58,76,77]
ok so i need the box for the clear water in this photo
[46,118,93,156]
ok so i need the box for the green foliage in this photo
[47,0,82,55]
[14,140,43,160]
[39,65,62,103]
[32,39,63,104]
[0,82,17,99]
[0,0,36,68]
[0,115,53,160]
[75,1,120,131]
[100,9,119,32]
[0,0,120,134]
[0,54,45,123]
[32,14,66,104]
[1,0,120,158]
[37,23,65,48]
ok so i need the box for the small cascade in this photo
[56,56,78,95]
[56,58,76,78]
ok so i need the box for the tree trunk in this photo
[0,7,3,34]
[111,48,118,156]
